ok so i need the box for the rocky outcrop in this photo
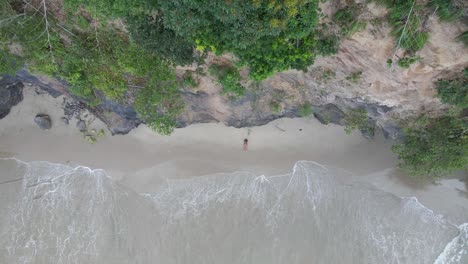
[0,76,23,119]
[34,114,52,130]
[1,69,404,139]
[15,70,63,97]
[92,99,140,135]
[313,104,345,126]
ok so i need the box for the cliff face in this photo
[175,2,467,139]
[3,2,467,138]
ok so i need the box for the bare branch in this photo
[0,14,26,26]
[93,19,101,55]
[22,0,76,37]
[41,0,53,55]
[390,0,415,69]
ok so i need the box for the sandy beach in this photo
[1,88,467,225]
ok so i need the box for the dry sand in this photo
[0,88,467,224]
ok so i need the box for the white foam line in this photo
[0,158,111,180]
[434,223,468,264]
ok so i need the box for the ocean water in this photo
[0,159,466,264]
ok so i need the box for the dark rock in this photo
[34,114,52,130]
[92,99,140,135]
[61,117,69,125]
[15,70,63,97]
[64,101,84,119]
[76,120,87,131]
[380,121,404,140]
[0,77,24,119]
[313,104,346,125]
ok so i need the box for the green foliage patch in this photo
[397,55,421,69]
[371,0,429,53]
[343,108,374,135]
[0,3,183,135]
[182,72,198,88]
[134,76,183,136]
[270,101,282,113]
[346,71,363,84]
[389,0,428,53]
[333,6,367,37]
[316,35,339,56]
[322,69,336,81]
[394,69,468,178]
[156,0,320,80]
[428,0,462,22]
[435,68,468,109]
[298,102,313,117]
[0,48,23,76]
[209,64,245,98]
[392,115,468,178]
[127,14,196,66]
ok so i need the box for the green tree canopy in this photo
[157,0,320,79]
[127,13,196,66]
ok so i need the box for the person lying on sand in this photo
[243,138,248,151]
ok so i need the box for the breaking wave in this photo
[0,159,466,264]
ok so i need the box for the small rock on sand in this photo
[34,114,52,130]
[76,120,87,131]
[61,117,69,125]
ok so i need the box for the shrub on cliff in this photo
[209,65,245,98]
[394,68,468,178]
[134,77,183,136]
[435,68,468,109]
[371,0,429,53]
[299,103,313,117]
[397,55,421,69]
[392,115,468,178]
[428,0,462,22]
[343,108,374,135]
[332,6,366,37]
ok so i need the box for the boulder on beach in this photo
[34,114,52,130]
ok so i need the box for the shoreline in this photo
[0,87,467,224]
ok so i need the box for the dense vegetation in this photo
[156,0,321,80]
[393,69,468,178]
[0,0,183,134]
[126,14,197,66]
[392,114,467,178]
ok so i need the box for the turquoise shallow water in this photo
[0,159,466,264]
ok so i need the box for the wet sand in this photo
[0,87,467,224]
